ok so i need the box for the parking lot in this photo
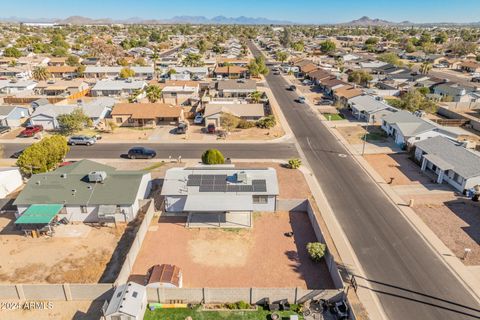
[131,211,334,289]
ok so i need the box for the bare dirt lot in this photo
[131,211,334,289]
[0,213,125,284]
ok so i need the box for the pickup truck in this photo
[0,126,11,135]
[19,125,43,137]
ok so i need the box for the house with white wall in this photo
[347,94,397,122]
[0,168,22,198]
[161,165,279,228]
[14,160,152,223]
[414,136,480,192]
[381,110,437,147]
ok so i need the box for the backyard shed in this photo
[103,282,147,320]
[145,264,183,288]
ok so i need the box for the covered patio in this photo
[14,204,63,237]
[184,194,253,228]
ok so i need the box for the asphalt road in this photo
[249,42,480,320]
[0,142,298,160]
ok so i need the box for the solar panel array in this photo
[187,174,267,193]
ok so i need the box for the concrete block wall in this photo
[205,288,251,303]
[22,284,67,300]
[276,199,308,211]
[69,284,114,300]
[0,285,20,299]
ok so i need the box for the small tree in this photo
[256,115,276,129]
[57,108,93,135]
[249,91,263,103]
[66,55,80,66]
[288,158,302,169]
[220,113,240,133]
[17,135,69,175]
[119,67,135,79]
[307,242,327,262]
[4,47,22,58]
[201,149,225,165]
[320,40,336,54]
[276,51,288,63]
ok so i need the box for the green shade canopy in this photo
[15,204,63,225]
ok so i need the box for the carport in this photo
[14,204,63,237]
[184,194,253,228]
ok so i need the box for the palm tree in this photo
[32,66,50,81]
[146,85,162,103]
[420,62,432,75]
[249,91,263,103]
[182,53,203,67]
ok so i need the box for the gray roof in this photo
[348,95,392,113]
[105,282,146,317]
[14,160,149,206]
[161,165,279,197]
[416,136,480,178]
[382,110,436,137]
[217,79,256,92]
[204,103,265,118]
[92,80,146,92]
[31,98,113,119]
[0,105,24,117]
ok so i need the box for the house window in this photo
[80,205,87,213]
[253,195,268,204]
[116,117,122,124]
[128,118,135,123]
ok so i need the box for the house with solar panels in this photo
[161,165,279,228]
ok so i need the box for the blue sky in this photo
[4,0,480,23]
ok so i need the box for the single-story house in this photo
[204,103,265,127]
[14,159,152,223]
[214,66,248,79]
[381,110,437,146]
[348,95,397,122]
[158,80,200,105]
[318,77,349,97]
[333,86,363,105]
[307,69,331,84]
[216,79,257,98]
[161,165,279,228]
[34,79,90,97]
[91,80,147,97]
[172,67,209,79]
[299,63,318,75]
[458,61,480,73]
[84,66,154,79]
[414,136,480,192]
[0,168,22,198]
[103,282,147,320]
[0,66,31,79]
[29,98,114,130]
[433,83,475,103]
[46,66,78,79]
[47,57,67,66]
[0,79,37,94]
[111,103,184,127]
[0,105,31,127]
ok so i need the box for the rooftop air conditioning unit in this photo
[88,171,107,183]
[236,171,248,183]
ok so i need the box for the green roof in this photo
[15,204,63,225]
[13,159,147,206]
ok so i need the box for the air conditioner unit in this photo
[88,171,107,183]
[236,171,248,183]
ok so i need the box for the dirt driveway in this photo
[131,211,334,289]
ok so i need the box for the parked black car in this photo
[127,147,157,159]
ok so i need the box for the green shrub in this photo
[237,120,255,129]
[225,303,237,309]
[201,149,225,165]
[288,158,302,169]
[236,301,250,310]
[307,242,327,262]
[16,135,69,175]
[256,115,276,129]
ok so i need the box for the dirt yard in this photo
[0,300,103,320]
[415,200,480,265]
[0,213,125,284]
[337,125,388,145]
[131,212,334,289]
[364,153,432,186]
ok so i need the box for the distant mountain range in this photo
[0,15,479,26]
[0,15,295,25]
